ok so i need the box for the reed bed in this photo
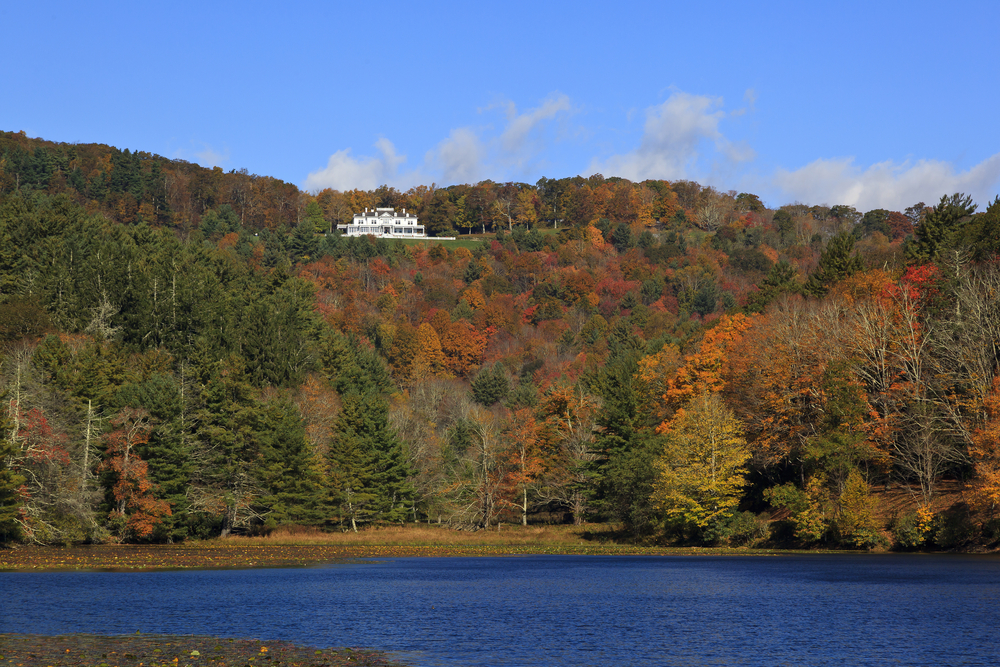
[224,523,617,547]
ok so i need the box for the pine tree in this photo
[906,192,977,264]
[745,260,800,313]
[471,364,511,406]
[113,373,192,541]
[256,396,323,526]
[192,356,263,536]
[327,391,413,530]
[803,232,864,297]
[327,392,377,531]
[0,417,26,543]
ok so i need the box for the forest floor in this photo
[872,479,965,518]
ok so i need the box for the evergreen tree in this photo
[611,223,634,253]
[954,196,1000,260]
[113,373,192,541]
[256,396,323,526]
[471,364,511,406]
[745,260,800,313]
[288,214,320,263]
[192,356,263,536]
[803,232,864,297]
[321,330,393,395]
[0,416,26,543]
[583,348,662,533]
[327,391,413,529]
[906,192,977,264]
[773,209,794,246]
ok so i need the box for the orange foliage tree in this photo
[99,408,171,540]
[439,320,488,377]
[504,408,545,525]
[968,375,1000,522]
[536,384,601,524]
[665,313,751,413]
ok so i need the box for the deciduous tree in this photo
[652,392,749,539]
[99,408,171,540]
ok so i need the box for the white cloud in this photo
[303,138,417,191]
[772,154,1000,211]
[589,91,754,181]
[173,143,229,169]
[305,93,573,191]
[195,146,229,168]
[499,94,572,160]
[429,128,484,184]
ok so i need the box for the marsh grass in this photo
[225,523,618,547]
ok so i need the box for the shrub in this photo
[892,506,934,550]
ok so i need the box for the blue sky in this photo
[5,1,999,212]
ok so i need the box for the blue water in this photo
[2,554,999,666]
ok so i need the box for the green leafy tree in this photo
[765,477,830,543]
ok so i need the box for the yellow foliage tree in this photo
[412,322,449,380]
[652,392,749,536]
[836,468,882,548]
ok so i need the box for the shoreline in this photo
[0,633,405,667]
[0,541,971,573]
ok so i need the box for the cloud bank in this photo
[772,154,1000,211]
[304,94,573,192]
[589,91,754,182]
[303,138,422,192]
[303,87,1000,213]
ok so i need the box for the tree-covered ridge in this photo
[2,131,1000,550]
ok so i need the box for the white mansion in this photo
[337,207,427,238]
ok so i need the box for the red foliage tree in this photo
[99,408,171,540]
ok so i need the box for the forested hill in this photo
[2,130,1000,551]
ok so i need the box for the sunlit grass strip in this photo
[228,523,612,546]
[1,542,811,572]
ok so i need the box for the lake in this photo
[2,554,999,666]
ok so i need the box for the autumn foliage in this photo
[3,130,1000,549]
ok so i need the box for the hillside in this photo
[1,131,999,551]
